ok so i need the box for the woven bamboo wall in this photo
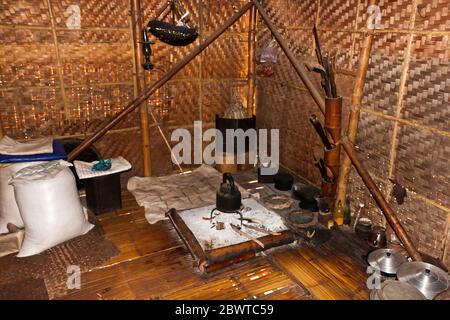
[256,0,450,266]
[0,0,251,177]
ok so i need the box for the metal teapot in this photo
[216,173,242,212]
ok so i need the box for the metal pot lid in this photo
[367,248,407,275]
[397,261,450,300]
[377,280,426,300]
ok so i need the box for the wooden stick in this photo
[0,117,4,139]
[335,34,374,210]
[166,208,208,271]
[67,1,254,161]
[230,223,265,249]
[247,5,257,115]
[131,0,152,176]
[252,0,325,115]
[46,0,69,118]
[341,137,422,261]
[206,230,295,264]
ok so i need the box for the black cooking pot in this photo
[148,20,198,46]
[292,183,320,212]
[216,172,241,212]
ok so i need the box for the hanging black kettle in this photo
[216,173,242,212]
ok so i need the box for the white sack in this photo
[0,135,53,155]
[0,161,45,233]
[10,160,94,257]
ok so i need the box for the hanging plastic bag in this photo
[258,40,278,64]
[256,40,277,77]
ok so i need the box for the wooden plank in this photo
[166,260,310,300]
[60,264,135,300]
[120,247,205,299]
[271,249,354,300]
[131,220,183,257]
[102,232,140,266]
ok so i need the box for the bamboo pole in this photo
[322,97,342,219]
[247,5,257,115]
[341,137,422,261]
[252,0,325,115]
[67,1,254,161]
[131,0,152,176]
[46,0,69,118]
[335,33,374,208]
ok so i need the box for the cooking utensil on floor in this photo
[367,248,408,276]
[370,280,426,300]
[292,183,320,212]
[397,261,449,299]
[355,217,372,240]
[369,226,387,248]
[243,224,281,236]
[230,223,264,248]
[263,194,294,210]
[352,203,365,231]
[287,210,318,229]
[273,172,294,191]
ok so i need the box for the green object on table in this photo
[91,159,112,172]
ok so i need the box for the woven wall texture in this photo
[0,0,250,177]
[257,0,450,266]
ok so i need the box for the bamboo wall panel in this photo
[64,84,137,132]
[202,0,250,32]
[355,112,393,180]
[202,34,248,79]
[414,0,450,31]
[356,0,414,30]
[0,29,57,88]
[257,0,450,266]
[57,30,134,85]
[163,80,199,126]
[402,35,449,131]
[361,54,403,115]
[393,197,448,259]
[320,31,355,69]
[319,0,359,30]
[50,0,130,28]
[0,0,50,25]
[0,87,64,139]
[150,42,200,80]
[413,35,449,60]
[395,126,450,208]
